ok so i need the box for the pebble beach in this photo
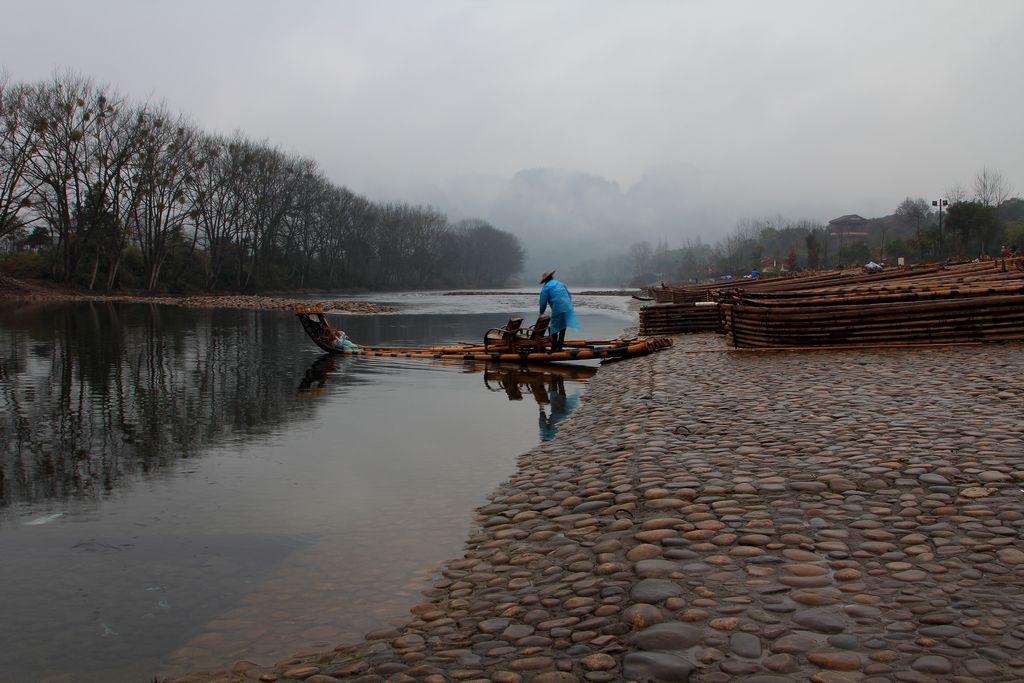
[168,332,1024,683]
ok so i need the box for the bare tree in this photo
[187,134,251,290]
[945,183,969,205]
[973,167,1010,207]
[629,241,653,281]
[22,72,144,281]
[126,105,201,290]
[0,74,42,241]
[895,197,930,256]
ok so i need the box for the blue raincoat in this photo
[539,279,580,334]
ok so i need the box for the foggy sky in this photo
[3,0,1022,268]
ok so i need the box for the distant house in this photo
[828,214,869,238]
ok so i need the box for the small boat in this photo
[295,305,673,363]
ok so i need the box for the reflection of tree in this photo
[0,302,324,508]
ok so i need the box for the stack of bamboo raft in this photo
[640,280,733,335]
[638,302,721,335]
[640,259,1024,348]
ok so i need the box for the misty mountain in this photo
[428,164,762,279]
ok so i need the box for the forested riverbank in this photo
[0,72,524,295]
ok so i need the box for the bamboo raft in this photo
[295,305,673,363]
[642,259,1024,348]
[639,302,721,335]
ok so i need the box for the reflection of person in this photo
[537,377,579,441]
[539,270,580,352]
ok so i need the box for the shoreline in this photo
[0,273,396,314]
[165,333,1024,682]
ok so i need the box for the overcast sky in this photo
[3,1,1022,257]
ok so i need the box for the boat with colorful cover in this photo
[295,305,673,363]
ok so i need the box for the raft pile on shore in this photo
[640,258,1024,347]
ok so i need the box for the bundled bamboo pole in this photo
[640,302,721,335]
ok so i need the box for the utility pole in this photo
[932,198,948,254]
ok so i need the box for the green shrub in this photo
[0,251,50,278]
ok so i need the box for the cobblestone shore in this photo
[171,334,1024,683]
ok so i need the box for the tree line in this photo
[0,71,524,292]
[574,168,1022,286]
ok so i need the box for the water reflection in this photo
[477,363,591,441]
[0,301,610,683]
[297,355,591,443]
[297,354,359,395]
[0,301,319,511]
[537,378,581,442]
[298,353,594,418]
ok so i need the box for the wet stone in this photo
[635,560,684,578]
[631,579,684,603]
[632,622,704,650]
[919,625,962,638]
[910,655,952,674]
[501,624,535,640]
[622,603,666,628]
[508,656,554,670]
[730,632,762,658]
[763,653,800,673]
[532,673,579,683]
[827,634,859,650]
[621,652,695,682]
[478,618,511,634]
[573,501,611,513]
[628,544,664,561]
[719,659,760,675]
[807,651,862,670]
[580,653,617,671]
[771,632,820,654]
[793,609,848,634]
[963,658,1002,676]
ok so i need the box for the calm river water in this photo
[0,290,636,683]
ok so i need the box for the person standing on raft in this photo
[539,270,579,352]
